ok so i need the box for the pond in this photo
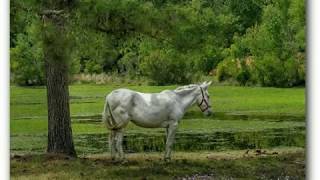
[73,126,305,155]
[10,113,305,155]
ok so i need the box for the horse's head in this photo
[197,81,213,116]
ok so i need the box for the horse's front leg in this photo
[164,122,178,161]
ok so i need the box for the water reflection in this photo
[74,127,305,154]
[71,112,305,124]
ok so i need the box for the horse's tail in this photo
[102,96,117,129]
[102,98,109,124]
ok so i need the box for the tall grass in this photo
[71,73,149,85]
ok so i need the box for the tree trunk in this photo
[45,59,76,157]
[42,4,76,157]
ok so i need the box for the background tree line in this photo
[10,0,305,87]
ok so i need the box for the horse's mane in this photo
[174,84,199,94]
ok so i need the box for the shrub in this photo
[283,57,305,87]
[216,59,239,82]
[10,32,45,86]
[255,55,304,87]
[236,68,251,86]
[139,49,196,85]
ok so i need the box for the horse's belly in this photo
[130,108,170,128]
[131,119,164,128]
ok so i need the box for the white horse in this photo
[102,81,213,161]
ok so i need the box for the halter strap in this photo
[198,87,210,112]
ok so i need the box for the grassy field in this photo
[10,84,305,179]
[10,84,305,120]
[11,149,305,180]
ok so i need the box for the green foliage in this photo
[10,20,45,85]
[255,55,286,87]
[251,0,305,87]
[236,67,251,86]
[216,59,239,82]
[10,0,305,87]
[218,0,305,87]
[140,49,197,85]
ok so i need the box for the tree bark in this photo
[42,3,76,157]
[45,59,76,157]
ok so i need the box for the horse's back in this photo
[105,88,179,128]
[106,88,175,107]
[106,88,134,105]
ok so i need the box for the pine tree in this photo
[41,0,77,157]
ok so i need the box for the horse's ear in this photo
[202,81,212,86]
[203,81,212,89]
[201,81,212,89]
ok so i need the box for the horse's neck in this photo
[176,87,200,112]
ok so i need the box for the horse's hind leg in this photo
[115,129,125,161]
[108,107,129,161]
[109,130,117,160]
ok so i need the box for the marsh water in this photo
[11,113,305,155]
[72,113,305,155]
[73,127,304,155]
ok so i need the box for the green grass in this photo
[10,84,305,120]
[11,148,305,180]
[10,84,306,179]
[10,84,305,152]
[11,118,305,135]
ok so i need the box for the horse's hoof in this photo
[120,159,128,164]
[164,157,171,162]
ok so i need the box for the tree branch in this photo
[40,10,64,16]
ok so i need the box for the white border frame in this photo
[1,0,320,179]
[0,0,10,179]
[308,0,320,179]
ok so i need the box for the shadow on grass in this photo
[11,151,305,180]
